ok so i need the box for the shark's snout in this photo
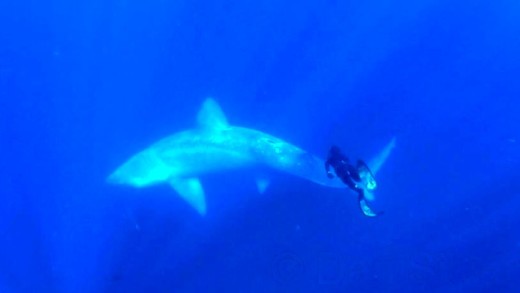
[108,150,172,188]
[106,169,125,185]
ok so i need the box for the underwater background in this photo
[1,0,519,292]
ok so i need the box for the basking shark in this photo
[108,98,396,215]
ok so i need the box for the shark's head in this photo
[107,149,172,188]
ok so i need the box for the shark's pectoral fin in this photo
[255,177,271,194]
[169,177,207,215]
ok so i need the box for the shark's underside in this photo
[108,98,396,215]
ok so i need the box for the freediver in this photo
[325,145,383,217]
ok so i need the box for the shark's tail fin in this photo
[368,137,397,175]
[364,137,396,201]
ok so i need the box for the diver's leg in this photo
[340,176,357,190]
[348,165,361,182]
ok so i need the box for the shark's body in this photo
[108,98,396,215]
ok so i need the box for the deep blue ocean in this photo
[1,0,519,292]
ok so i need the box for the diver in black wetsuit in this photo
[325,146,383,217]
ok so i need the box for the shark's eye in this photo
[265,138,278,146]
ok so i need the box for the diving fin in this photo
[358,197,384,217]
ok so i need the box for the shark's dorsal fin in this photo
[197,98,229,131]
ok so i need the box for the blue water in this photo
[1,0,519,292]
